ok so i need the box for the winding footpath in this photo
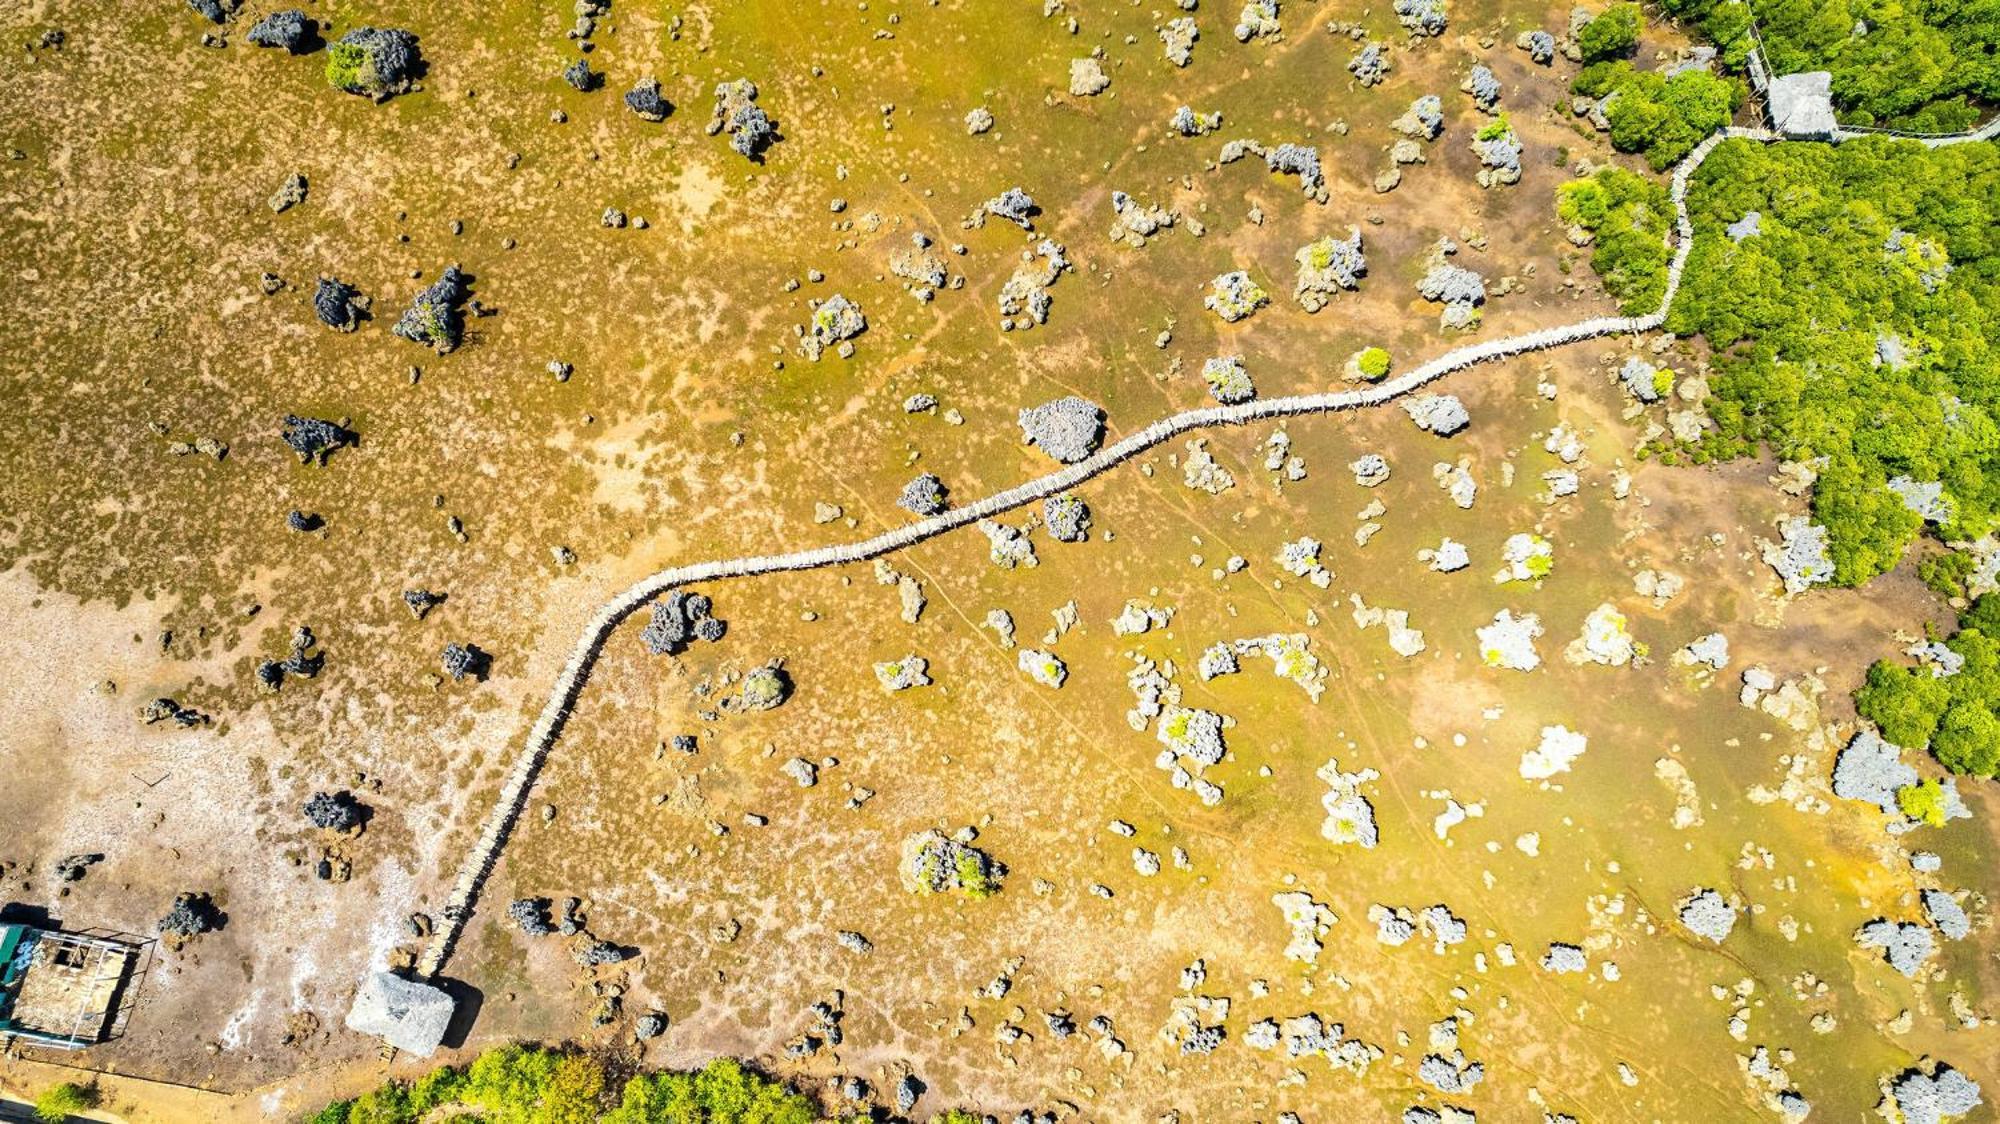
[415,118,1995,979]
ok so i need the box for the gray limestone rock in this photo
[1018,396,1106,463]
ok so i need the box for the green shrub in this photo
[1555,167,1672,315]
[1577,3,1642,63]
[1355,347,1391,380]
[325,42,369,93]
[1856,660,1949,750]
[1852,595,2000,777]
[1920,550,1977,600]
[34,1083,96,1123]
[603,1057,817,1124]
[1896,779,1950,826]
[1578,63,1738,170]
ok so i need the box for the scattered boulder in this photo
[984,187,1037,229]
[311,277,365,331]
[269,172,308,213]
[1765,515,1836,594]
[1202,355,1256,403]
[1477,609,1543,670]
[159,892,221,940]
[1204,270,1268,322]
[1921,889,1970,940]
[1171,105,1222,136]
[1540,942,1588,974]
[53,854,102,883]
[281,414,357,465]
[562,57,600,92]
[965,106,995,134]
[402,589,445,620]
[303,790,364,832]
[708,80,776,160]
[1293,228,1366,311]
[1348,42,1390,86]
[1392,95,1444,140]
[1518,29,1555,64]
[1265,143,1325,200]
[1018,396,1105,463]
[640,590,726,655]
[1856,918,1934,977]
[897,473,948,516]
[188,0,238,24]
[1520,725,1587,780]
[873,655,931,692]
[624,77,671,121]
[1043,493,1092,542]
[1068,57,1110,97]
[738,664,793,711]
[1018,648,1067,688]
[902,830,1004,897]
[1886,1063,1983,1124]
[326,27,422,100]
[1472,117,1523,187]
[1462,65,1501,112]
[509,897,555,935]
[1350,454,1391,488]
[1831,730,1918,815]
[1726,210,1763,242]
[391,265,470,354]
[1677,888,1737,942]
[1160,17,1198,66]
[440,642,490,682]
[1394,0,1448,35]
[1234,0,1281,41]
[1417,247,1486,330]
[1402,394,1470,436]
[247,10,315,52]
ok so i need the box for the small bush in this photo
[35,1083,97,1123]
[325,42,368,93]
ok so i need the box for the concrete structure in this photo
[0,923,137,1050]
[1769,72,1837,138]
[345,970,455,1056]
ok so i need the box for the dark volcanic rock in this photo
[280,414,356,465]
[312,277,365,331]
[247,9,315,52]
[440,642,490,682]
[328,27,422,101]
[391,265,469,353]
[624,77,671,121]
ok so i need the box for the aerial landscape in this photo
[2,0,1998,1120]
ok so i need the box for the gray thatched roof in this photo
[344,970,454,1057]
[1769,72,1837,138]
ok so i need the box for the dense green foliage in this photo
[1920,548,1978,599]
[309,1046,849,1124]
[1577,3,1643,63]
[1355,346,1392,380]
[1556,167,1673,315]
[1855,595,2000,776]
[1666,138,2000,583]
[1659,0,2000,130]
[33,1082,97,1123]
[604,1058,818,1124]
[1575,63,1740,169]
